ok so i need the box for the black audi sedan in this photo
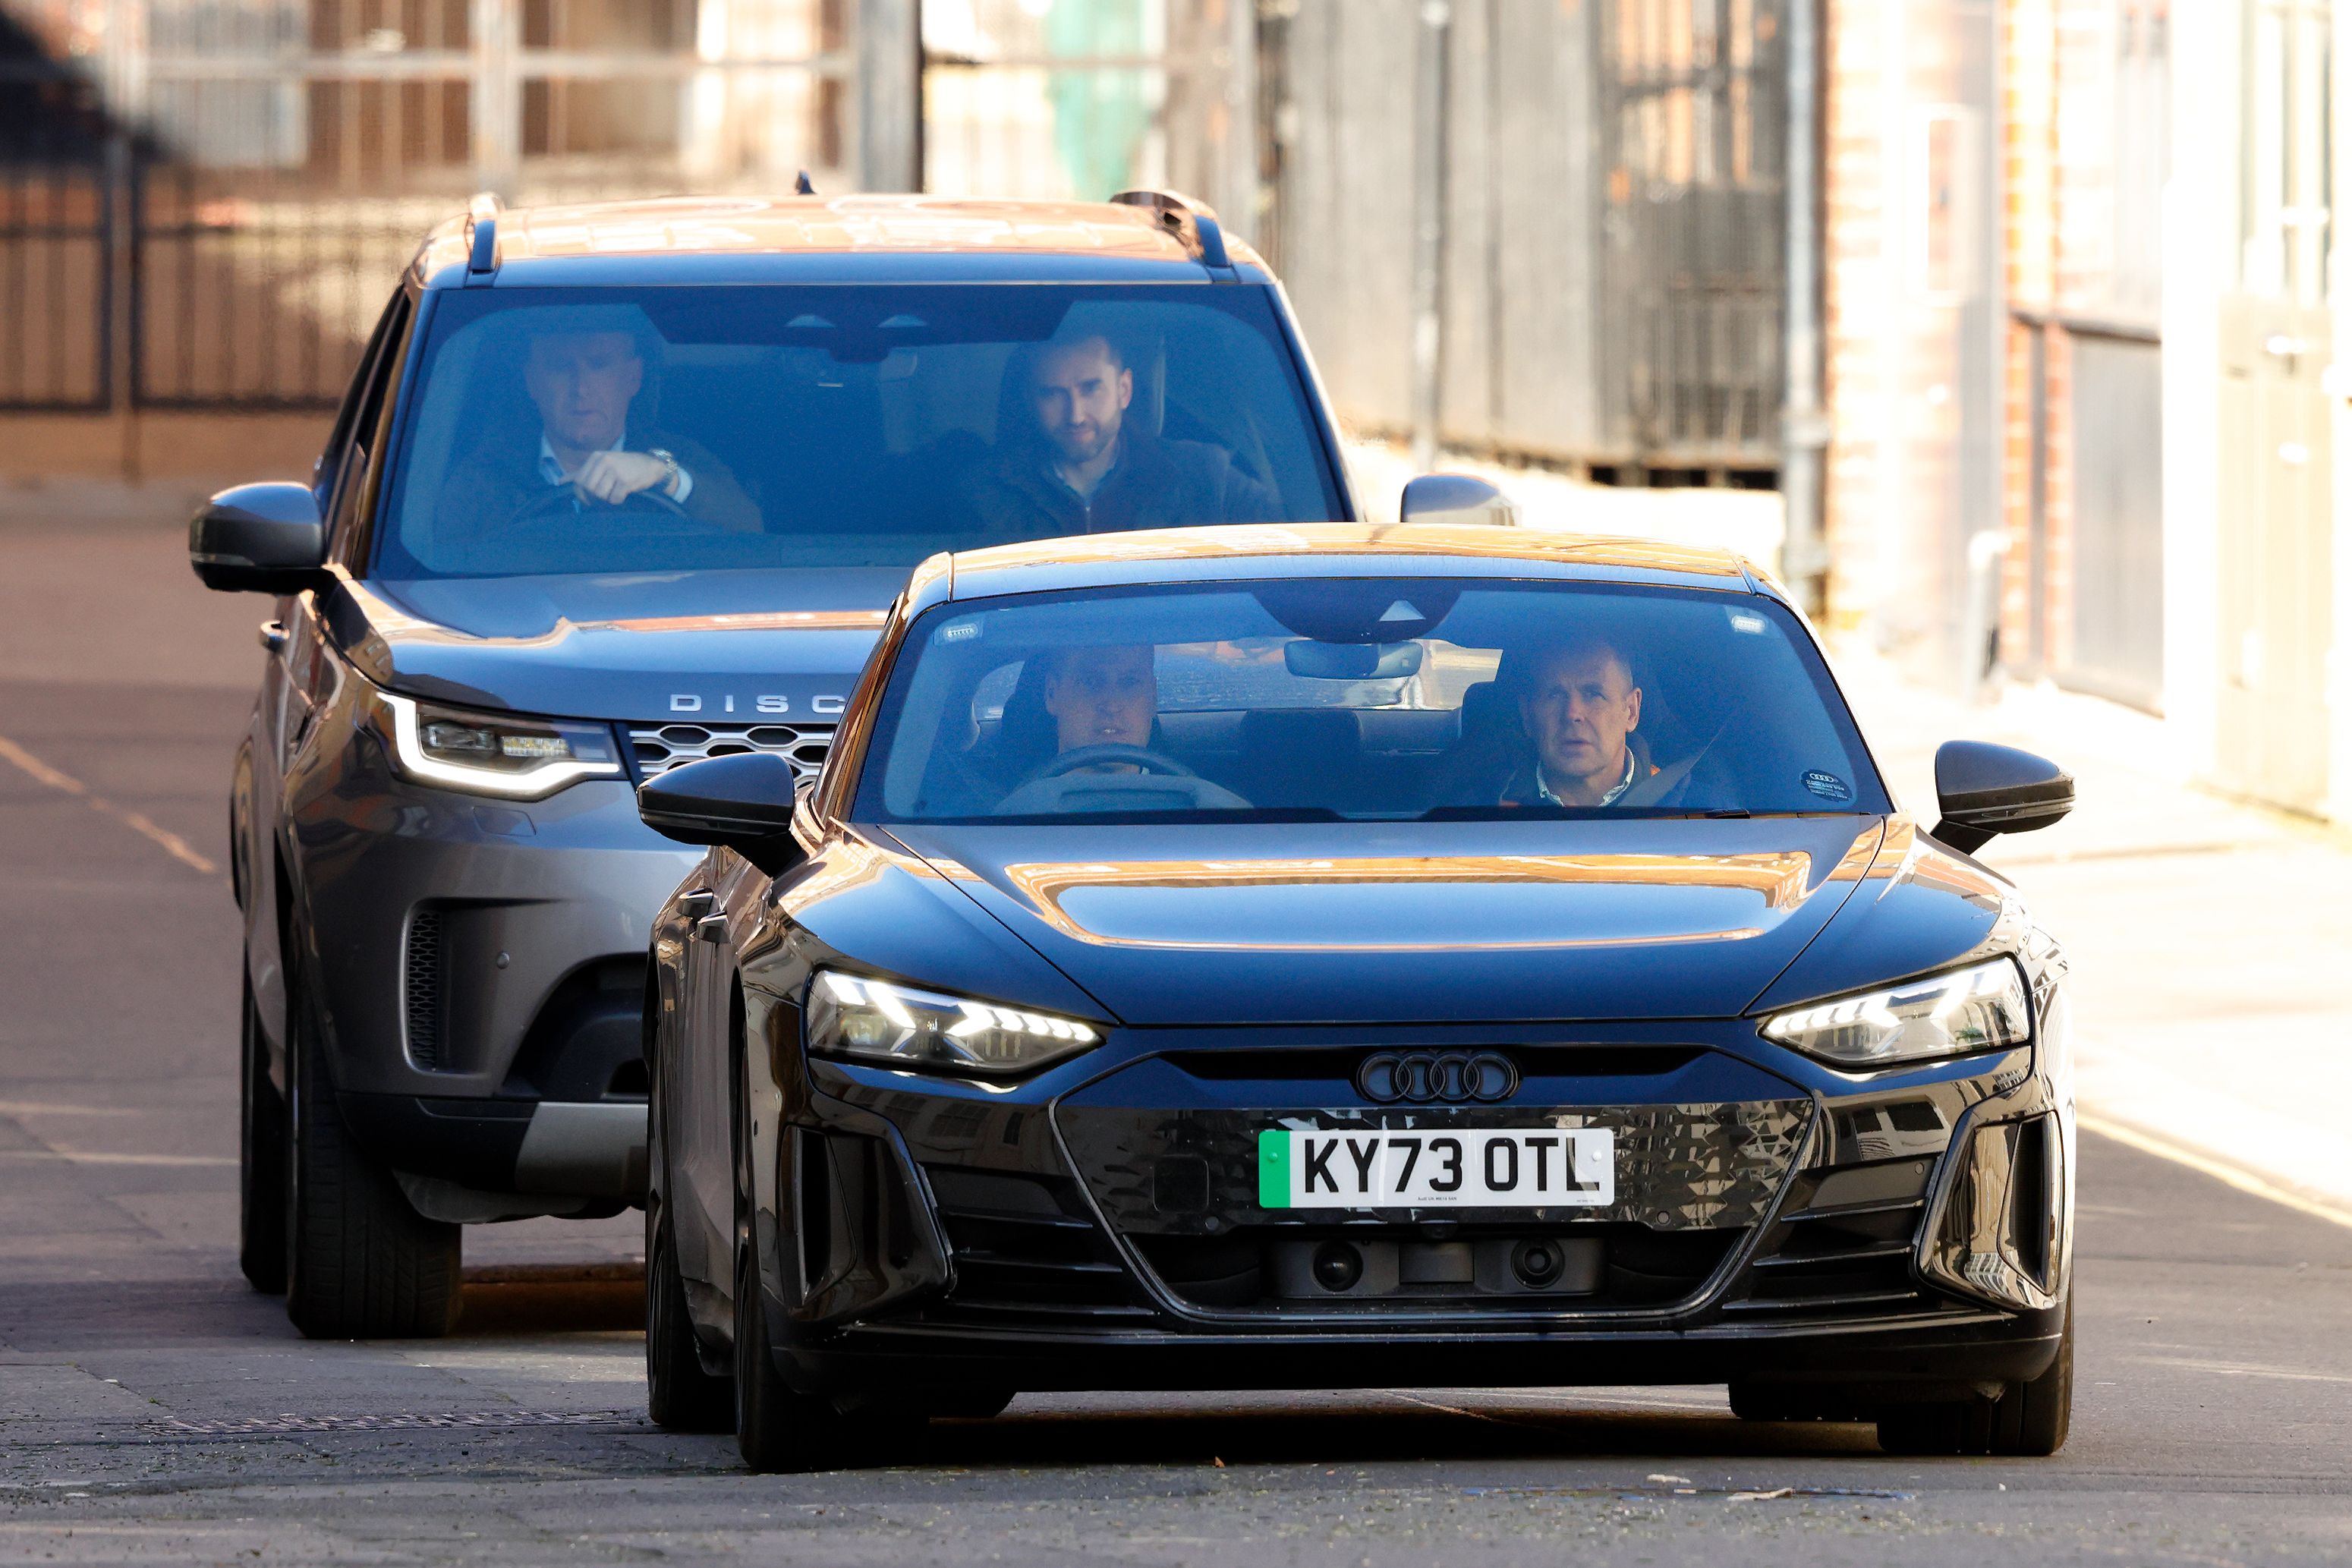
[636,524,2078,1470]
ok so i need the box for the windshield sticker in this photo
[1803,770,1853,802]
[936,619,983,645]
[1727,609,1769,635]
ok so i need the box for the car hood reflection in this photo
[327,568,901,722]
[882,817,1887,1025]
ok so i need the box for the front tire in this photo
[646,1203,732,1432]
[237,975,288,1294]
[1876,1302,2074,1456]
[732,1248,847,1472]
[282,966,461,1339]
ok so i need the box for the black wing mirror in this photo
[1400,473,1519,526]
[188,483,328,594]
[638,752,811,877]
[1932,741,2073,855]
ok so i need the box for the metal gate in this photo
[1595,0,1786,474]
[4,0,859,411]
[1260,0,1786,474]
[0,17,115,411]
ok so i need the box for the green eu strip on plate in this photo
[1258,1129,1290,1210]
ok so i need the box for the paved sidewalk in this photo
[1835,647,2352,1223]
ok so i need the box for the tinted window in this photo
[374,285,1343,581]
[854,581,1889,823]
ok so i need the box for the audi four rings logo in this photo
[1355,1050,1519,1104]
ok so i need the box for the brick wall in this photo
[1819,0,1979,663]
[1998,0,2163,695]
[1821,0,1890,636]
[1999,0,2057,667]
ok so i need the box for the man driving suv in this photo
[442,310,759,535]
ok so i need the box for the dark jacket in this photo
[441,427,761,539]
[964,430,1283,541]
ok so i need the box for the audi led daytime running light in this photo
[808,971,1099,1077]
[1760,956,2031,1069]
[380,690,622,800]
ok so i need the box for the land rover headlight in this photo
[1760,957,2031,1069]
[807,971,1099,1077]
[379,690,622,800]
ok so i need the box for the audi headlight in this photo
[808,971,1099,1077]
[1760,956,2031,1068]
[379,690,622,800]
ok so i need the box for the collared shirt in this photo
[1535,745,1639,808]
[537,432,692,502]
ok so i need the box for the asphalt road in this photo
[4,516,2350,1566]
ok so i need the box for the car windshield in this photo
[855,579,1891,823]
[374,285,1346,580]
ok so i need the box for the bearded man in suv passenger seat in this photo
[965,332,1280,538]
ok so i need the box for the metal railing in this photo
[2,0,861,410]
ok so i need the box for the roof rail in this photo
[1109,188,1230,272]
[463,190,504,284]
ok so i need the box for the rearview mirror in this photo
[1400,473,1519,527]
[1932,741,2073,855]
[638,753,810,877]
[188,482,327,594]
[1283,640,1425,680]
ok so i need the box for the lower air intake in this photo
[404,908,444,1069]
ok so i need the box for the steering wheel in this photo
[993,745,1253,815]
[1031,744,1200,780]
[511,482,695,524]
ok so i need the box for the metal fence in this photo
[1,11,116,410]
[2,0,863,411]
[1262,0,1787,476]
[5,0,1788,474]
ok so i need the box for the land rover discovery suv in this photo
[192,189,1430,1338]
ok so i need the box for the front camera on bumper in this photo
[1760,956,2031,1069]
[808,971,1099,1078]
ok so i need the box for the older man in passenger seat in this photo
[1444,635,1659,808]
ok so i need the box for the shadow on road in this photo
[0,1267,644,1349]
[919,1403,1889,1467]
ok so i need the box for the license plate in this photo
[1257,1127,1615,1210]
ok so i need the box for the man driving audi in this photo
[1041,643,1158,758]
[444,310,758,534]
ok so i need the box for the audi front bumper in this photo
[751,1022,2072,1400]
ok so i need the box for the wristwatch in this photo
[647,447,681,496]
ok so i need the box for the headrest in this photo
[1457,679,1513,737]
[1240,707,1358,748]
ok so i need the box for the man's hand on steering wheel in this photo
[573,449,677,505]
[513,474,694,524]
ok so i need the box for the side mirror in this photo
[1400,473,1519,527]
[1932,741,2073,855]
[188,483,327,594]
[638,752,810,877]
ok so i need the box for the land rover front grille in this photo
[627,721,836,782]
